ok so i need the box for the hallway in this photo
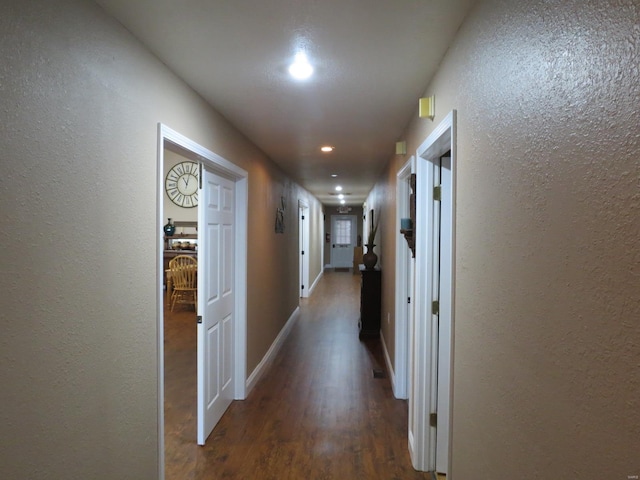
[164,270,431,479]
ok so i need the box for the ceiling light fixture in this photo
[338,194,344,200]
[331,174,338,178]
[335,185,343,192]
[340,200,346,205]
[288,52,313,80]
[321,146,334,152]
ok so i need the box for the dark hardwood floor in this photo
[164,270,432,479]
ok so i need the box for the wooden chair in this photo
[168,255,198,312]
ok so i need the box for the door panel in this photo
[197,168,235,445]
[330,215,356,268]
[430,159,442,470]
[435,155,452,474]
[299,205,310,297]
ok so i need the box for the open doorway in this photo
[161,144,200,478]
[157,124,248,478]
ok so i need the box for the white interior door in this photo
[197,167,235,445]
[409,111,455,474]
[330,215,356,268]
[433,155,452,474]
[299,202,310,297]
[394,159,414,400]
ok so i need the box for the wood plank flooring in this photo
[164,270,432,479]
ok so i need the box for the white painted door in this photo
[197,167,235,445]
[434,155,452,474]
[299,203,310,297]
[395,160,414,400]
[330,215,356,268]
[429,158,442,470]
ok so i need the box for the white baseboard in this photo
[307,270,323,296]
[380,330,398,397]
[245,307,300,395]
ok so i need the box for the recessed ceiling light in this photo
[338,194,344,200]
[331,174,338,178]
[321,146,334,152]
[288,52,313,80]
[335,185,343,192]
[340,199,346,204]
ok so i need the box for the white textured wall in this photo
[0,0,323,478]
[385,0,640,477]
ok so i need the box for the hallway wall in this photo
[376,0,639,477]
[0,0,322,478]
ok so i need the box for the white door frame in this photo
[394,157,415,399]
[409,110,456,474]
[157,124,248,478]
[299,200,310,298]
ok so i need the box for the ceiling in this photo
[95,0,476,205]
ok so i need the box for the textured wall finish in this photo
[0,0,323,478]
[380,0,639,477]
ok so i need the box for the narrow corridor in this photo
[164,270,431,479]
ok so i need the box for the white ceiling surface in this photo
[95,0,476,205]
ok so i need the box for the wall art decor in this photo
[275,196,286,233]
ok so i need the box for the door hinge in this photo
[301,285,305,290]
[407,297,411,304]
[433,185,441,201]
[301,250,305,255]
[301,215,305,220]
[430,412,437,427]
[197,315,203,324]
[432,300,439,315]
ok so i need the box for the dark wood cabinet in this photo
[359,266,381,338]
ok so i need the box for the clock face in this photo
[165,161,199,208]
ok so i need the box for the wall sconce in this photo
[419,96,435,120]
[395,141,407,155]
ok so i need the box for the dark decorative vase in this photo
[363,244,378,270]
[163,218,176,236]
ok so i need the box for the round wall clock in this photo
[165,161,199,208]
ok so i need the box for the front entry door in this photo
[197,167,235,445]
[330,215,356,268]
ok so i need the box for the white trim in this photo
[409,110,456,474]
[245,307,300,394]
[157,124,249,476]
[307,269,324,297]
[156,126,166,480]
[394,156,415,400]
[380,330,396,390]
